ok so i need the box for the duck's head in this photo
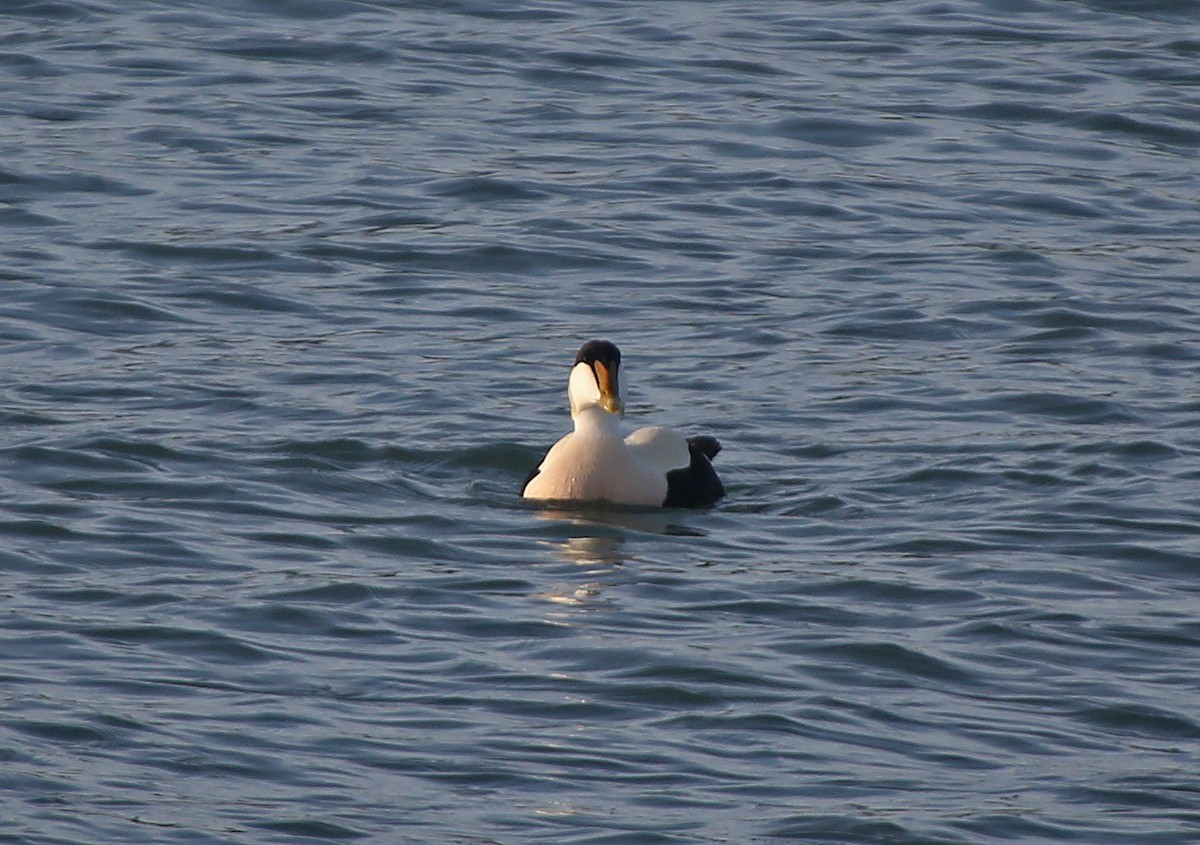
[568,339,624,418]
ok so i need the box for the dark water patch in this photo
[824,309,975,342]
[273,91,413,124]
[1061,781,1200,812]
[93,238,317,272]
[1011,324,1096,346]
[3,169,150,198]
[781,443,846,460]
[237,530,342,551]
[208,35,393,66]
[228,0,370,22]
[0,205,66,227]
[1068,460,1137,481]
[1065,543,1200,576]
[13,103,88,122]
[812,641,978,686]
[807,578,984,609]
[1099,619,1200,655]
[1068,439,1181,462]
[766,815,944,844]
[617,659,785,694]
[6,0,110,23]
[352,210,440,231]
[259,581,379,605]
[7,443,154,475]
[736,194,867,222]
[1164,38,1200,57]
[221,602,397,642]
[22,291,193,336]
[950,813,1081,842]
[690,57,783,77]
[1077,111,1200,150]
[275,437,378,465]
[0,51,62,78]
[979,188,1109,220]
[1028,306,1180,336]
[253,819,367,841]
[1002,466,1074,488]
[441,613,577,642]
[9,719,112,745]
[444,442,543,476]
[130,125,240,154]
[106,54,199,76]
[299,240,635,274]
[140,739,301,783]
[956,100,1076,126]
[429,175,552,203]
[30,587,182,609]
[782,494,847,516]
[890,465,992,488]
[655,711,812,744]
[170,280,314,313]
[976,392,1141,424]
[596,680,729,710]
[518,65,629,93]
[0,517,82,541]
[436,1,575,23]
[347,534,475,563]
[0,547,71,576]
[814,394,942,416]
[545,48,650,71]
[773,115,924,148]
[83,624,277,665]
[1075,702,1200,741]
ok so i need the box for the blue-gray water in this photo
[3,1,1200,843]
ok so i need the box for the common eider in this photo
[521,340,724,508]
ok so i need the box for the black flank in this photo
[663,436,724,508]
[520,465,540,496]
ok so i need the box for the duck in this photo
[521,340,724,508]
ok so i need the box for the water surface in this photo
[2,1,1199,843]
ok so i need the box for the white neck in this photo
[572,406,622,439]
[568,362,599,416]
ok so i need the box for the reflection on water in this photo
[535,522,625,609]
[555,533,627,567]
[537,505,708,548]
[538,579,606,608]
[533,507,710,608]
[531,512,628,609]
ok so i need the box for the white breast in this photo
[523,430,668,507]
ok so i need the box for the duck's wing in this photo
[626,427,724,508]
[521,433,570,498]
